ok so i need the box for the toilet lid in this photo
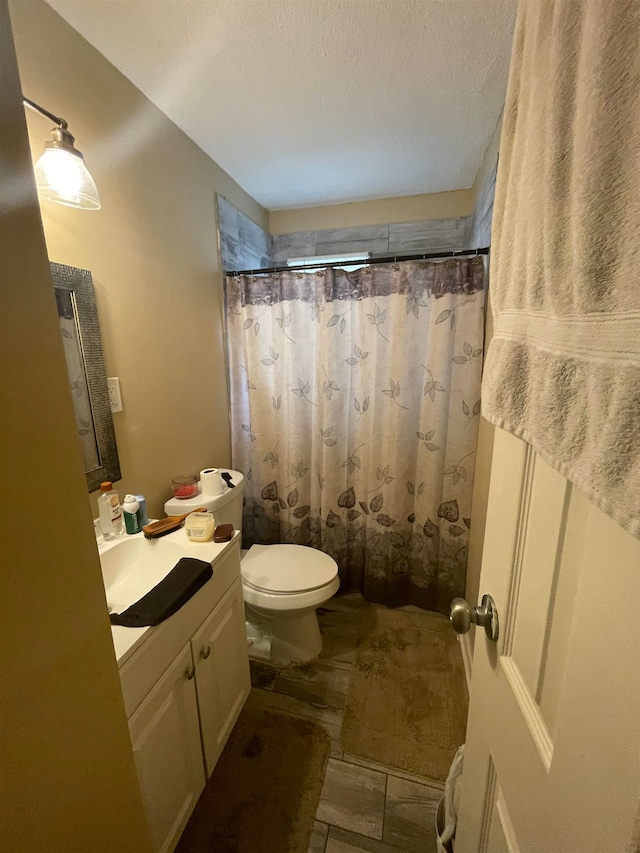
[241,544,338,594]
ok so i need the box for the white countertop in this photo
[98,527,240,667]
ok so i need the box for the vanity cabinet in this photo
[118,540,250,853]
[128,643,205,853]
[192,578,249,776]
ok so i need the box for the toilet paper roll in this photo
[200,468,224,497]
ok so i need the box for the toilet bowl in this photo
[242,544,339,665]
[164,469,339,665]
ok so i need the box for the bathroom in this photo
[3,2,640,853]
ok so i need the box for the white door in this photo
[455,429,640,853]
[128,643,205,853]
[192,577,250,776]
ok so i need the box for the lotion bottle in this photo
[98,481,124,540]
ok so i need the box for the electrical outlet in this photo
[107,377,123,413]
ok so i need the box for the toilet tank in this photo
[164,468,245,543]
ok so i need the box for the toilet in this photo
[164,468,339,664]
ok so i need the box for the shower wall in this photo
[271,215,470,263]
[469,154,498,246]
[217,173,498,273]
[269,151,498,264]
[217,194,273,272]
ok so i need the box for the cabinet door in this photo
[128,643,205,853]
[192,577,250,776]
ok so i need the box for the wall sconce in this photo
[23,97,100,210]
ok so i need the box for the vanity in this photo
[99,527,250,853]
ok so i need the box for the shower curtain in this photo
[225,258,485,612]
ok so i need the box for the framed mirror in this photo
[51,262,121,492]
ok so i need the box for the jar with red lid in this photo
[171,474,199,499]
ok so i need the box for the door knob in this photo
[201,645,211,660]
[450,594,499,641]
[185,666,196,680]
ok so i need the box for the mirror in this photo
[51,262,121,491]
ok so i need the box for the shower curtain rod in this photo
[225,246,490,277]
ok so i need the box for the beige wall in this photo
[10,0,268,519]
[1,2,151,848]
[269,188,474,234]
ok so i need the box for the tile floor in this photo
[249,593,446,853]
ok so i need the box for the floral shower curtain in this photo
[225,258,485,612]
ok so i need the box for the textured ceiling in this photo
[45,0,517,210]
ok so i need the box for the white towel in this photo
[436,745,464,853]
[482,0,640,539]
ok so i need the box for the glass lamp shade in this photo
[34,148,101,210]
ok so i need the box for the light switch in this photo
[107,377,123,413]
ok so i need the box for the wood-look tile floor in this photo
[249,593,446,853]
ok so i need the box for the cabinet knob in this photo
[185,666,196,680]
[201,645,211,660]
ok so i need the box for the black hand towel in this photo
[109,557,213,627]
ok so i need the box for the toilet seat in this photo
[241,544,338,594]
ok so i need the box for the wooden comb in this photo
[143,507,209,540]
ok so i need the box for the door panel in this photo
[508,458,569,703]
[128,643,205,853]
[486,782,517,853]
[456,429,640,853]
[192,577,250,776]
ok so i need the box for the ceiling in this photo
[46,0,517,210]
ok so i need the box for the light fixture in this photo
[287,252,370,267]
[23,97,100,210]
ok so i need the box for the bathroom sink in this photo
[98,527,239,666]
[99,536,187,615]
